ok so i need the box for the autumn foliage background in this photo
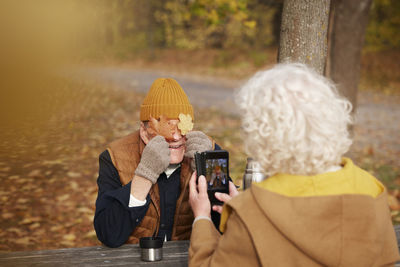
[0,0,399,251]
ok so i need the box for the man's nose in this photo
[172,128,182,141]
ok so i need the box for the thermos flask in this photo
[242,157,267,190]
[140,237,163,262]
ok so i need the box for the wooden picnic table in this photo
[1,226,400,266]
[0,240,189,267]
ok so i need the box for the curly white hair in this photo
[235,63,353,176]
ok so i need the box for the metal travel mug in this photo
[242,157,267,190]
[139,237,163,262]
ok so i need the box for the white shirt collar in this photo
[164,164,180,178]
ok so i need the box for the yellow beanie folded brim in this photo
[140,78,194,121]
[140,104,193,121]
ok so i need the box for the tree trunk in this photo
[278,0,330,74]
[327,0,373,113]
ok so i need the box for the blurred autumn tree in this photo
[326,0,400,113]
[81,0,282,58]
[1,0,397,65]
[365,0,400,51]
[327,0,373,115]
[77,0,398,59]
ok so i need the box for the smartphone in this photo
[194,150,230,205]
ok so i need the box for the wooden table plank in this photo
[2,226,400,266]
[0,241,189,267]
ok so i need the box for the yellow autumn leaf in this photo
[63,233,76,241]
[2,212,13,219]
[29,223,41,230]
[50,225,63,232]
[60,240,75,247]
[28,169,41,177]
[7,227,24,235]
[67,171,81,178]
[77,207,93,214]
[14,237,32,245]
[178,113,194,135]
[16,198,29,204]
[0,166,11,172]
[85,230,97,238]
[244,20,256,29]
[70,181,79,190]
[57,194,70,202]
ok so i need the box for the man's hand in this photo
[184,131,212,170]
[212,181,239,214]
[135,135,170,184]
[189,172,211,218]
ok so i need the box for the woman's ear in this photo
[139,122,150,144]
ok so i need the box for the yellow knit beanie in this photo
[140,78,194,121]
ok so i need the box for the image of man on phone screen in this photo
[208,165,227,188]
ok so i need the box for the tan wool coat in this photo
[189,185,400,267]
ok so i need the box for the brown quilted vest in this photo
[107,130,214,244]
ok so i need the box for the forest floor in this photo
[0,48,399,252]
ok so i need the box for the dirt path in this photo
[73,65,400,168]
[76,66,239,113]
[351,91,400,167]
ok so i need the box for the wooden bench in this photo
[0,240,189,267]
[1,227,400,266]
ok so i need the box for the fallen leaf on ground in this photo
[63,234,76,241]
[19,217,41,225]
[28,169,41,177]
[7,227,24,236]
[67,172,81,178]
[57,194,70,202]
[2,213,14,219]
[14,237,32,245]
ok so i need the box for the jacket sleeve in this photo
[93,150,150,248]
[189,211,259,267]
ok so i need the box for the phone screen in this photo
[195,150,230,205]
[205,158,228,191]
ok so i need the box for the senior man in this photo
[94,78,222,247]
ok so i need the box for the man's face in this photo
[141,119,186,164]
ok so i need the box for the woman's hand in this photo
[189,172,211,218]
[212,181,239,214]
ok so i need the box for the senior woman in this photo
[188,63,399,266]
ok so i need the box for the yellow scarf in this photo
[220,158,384,232]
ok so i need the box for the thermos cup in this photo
[242,157,267,190]
[139,237,163,262]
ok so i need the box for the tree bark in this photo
[278,0,330,74]
[327,0,373,113]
